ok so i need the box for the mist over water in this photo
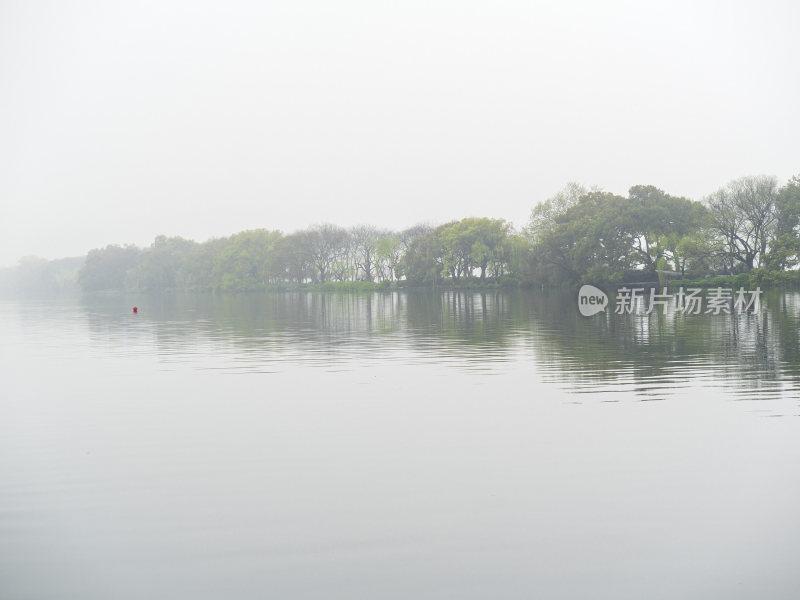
[2,290,800,598]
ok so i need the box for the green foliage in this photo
[79,245,140,291]
[528,191,640,284]
[376,235,403,281]
[315,280,382,292]
[674,233,719,276]
[138,235,197,291]
[748,267,800,289]
[399,224,449,285]
[212,230,283,290]
[764,176,800,270]
[524,182,753,287]
[525,182,588,242]
[627,185,708,272]
[76,221,442,293]
[65,173,800,294]
[656,257,668,287]
[0,256,83,295]
[400,218,514,285]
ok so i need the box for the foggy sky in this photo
[2,0,799,266]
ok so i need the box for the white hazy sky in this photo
[2,0,799,266]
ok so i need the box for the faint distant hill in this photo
[0,256,85,296]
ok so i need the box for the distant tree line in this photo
[0,256,83,295]
[4,173,798,294]
[77,218,521,292]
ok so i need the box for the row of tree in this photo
[77,218,520,292]
[526,175,800,285]
[0,255,84,294]
[4,173,798,294]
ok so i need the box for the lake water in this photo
[2,290,800,599]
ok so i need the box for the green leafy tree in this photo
[138,235,197,291]
[627,185,706,273]
[213,230,283,290]
[274,232,314,284]
[764,175,800,270]
[181,237,228,289]
[400,218,513,284]
[79,244,140,291]
[531,192,636,283]
[399,224,450,285]
[674,232,720,276]
[376,235,403,281]
[525,182,589,243]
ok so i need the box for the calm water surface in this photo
[2,290,800,599]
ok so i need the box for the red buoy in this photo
[132,306,138,314]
